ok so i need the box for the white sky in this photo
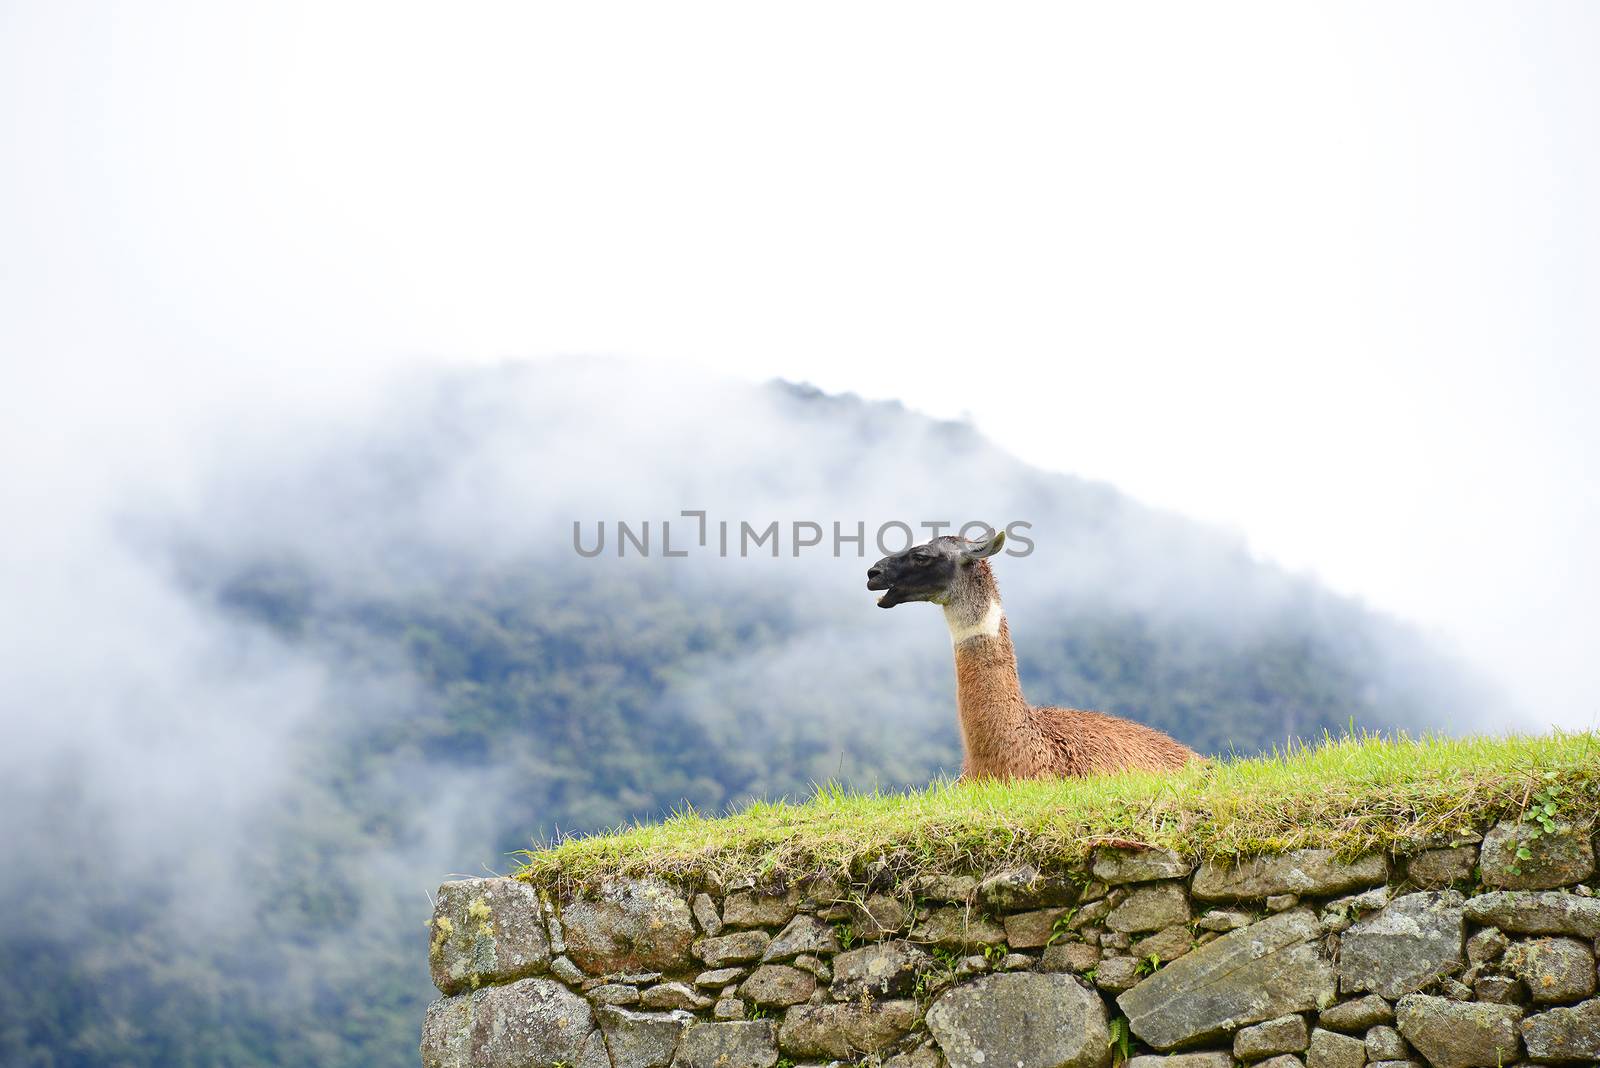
[3,2,1597,729]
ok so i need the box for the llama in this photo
[866,529,1199,780]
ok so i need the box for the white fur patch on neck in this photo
[946,600,1004,645]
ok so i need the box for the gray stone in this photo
[819,902,854,923]
[1337,890,1466,998]
[694,967,747,988]
[597,1006,694,1068]
[546,905,566,956]
[1003,906,1073,948]
[1196,908,1254,932]
[794,874,844,911]
[420,994,472,1068]
[1068,897,1112,929]
[884,1049,942,1068]
[693,930,771,967]
[1473,975,1524,1004]
[1462,890,1600,938]
[1266,894,1300,912]
[954,954,989,979]
[883,1048,940,1068]
[846,894,909,937]
[1366,1062,1423,1068]
[429,877,552,995]
[1234,1013,1309,1059]
[777,1000,921,1059]
[1130,924,1193,962]
[913,874,977,901]
[577,1028,611,1068]
[1092,846,1193,885]
[1105,882,1190,933]
[1502,935,1597,1003]
[740,965,814,1007]
[470,978,596,1068]
[1191,850,1387,901]
[615,971,664,985]
[1324,886,1390,921]
[999,952,1033,970]
[588,983,641,1006]
[1394,994,1522,1068]
[712,998,743,1020]
[881,1050,942,1068]
[691,893,723,937]
[1480,819,1596,890]
[1117,909,1336,1050]
[1093,955,1141,992]
[1406,846,1479,888]
[1253,1058,1308,1068]
[976,864,1079,910]
[1316,993,1393,1031]
[1465,926,1508,964]
[1365,1024,1407,1060]
[1520,996,1600,1061]
[1124,1054,1229,1068]
[673,1021,778,1068]
[1040,940,1100,973]
[563,879,697,975]
[927,972,1110,1068]
[551,956,585,984]
[1321,888,1389,936]
[640,982,711,1011]
[762,915,839,961]
[1100,930,1131,951]
[722,888,799,929]
[910,905,1005,949]
[830,940,931,1000]
[1305,1028,1365,1068]
[789,954,828,981]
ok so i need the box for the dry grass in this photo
[515,730,1600,892]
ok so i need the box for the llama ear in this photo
[962,528,1006,560]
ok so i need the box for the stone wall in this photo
[421,820,1600,1068]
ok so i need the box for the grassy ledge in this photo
[514,731,1600,893]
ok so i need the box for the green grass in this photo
[515,730,1600,892]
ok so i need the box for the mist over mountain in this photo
[0,360,1498,1066]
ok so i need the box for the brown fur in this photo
[947,562,1199,781]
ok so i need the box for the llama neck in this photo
[943,572,1032,771]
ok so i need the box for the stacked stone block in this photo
[423,820,1600,1067]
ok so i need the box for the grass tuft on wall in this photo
[515,730,1600,892]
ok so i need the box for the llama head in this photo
[866,528,1006,609]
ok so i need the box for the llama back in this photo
[1035,705,1198,774]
